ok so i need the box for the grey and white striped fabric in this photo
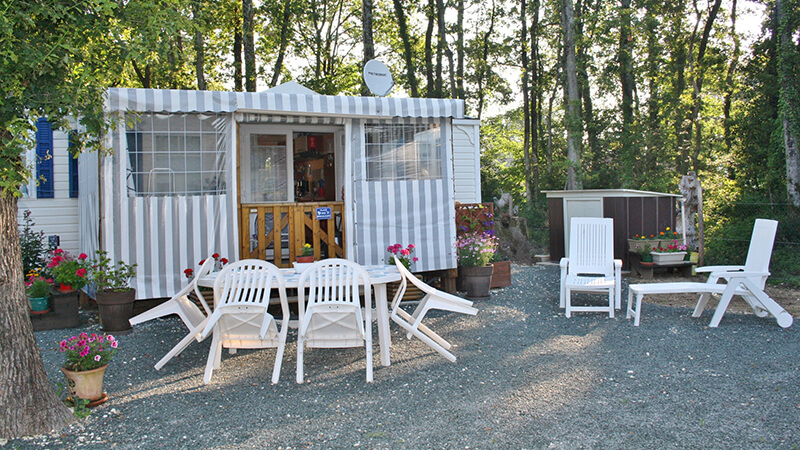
[106,88,465,119]
[351,118,457,272]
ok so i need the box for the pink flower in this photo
[400,249,410,256]
[76,268,87,277]
[110,341,118,348]
[53,248,64,254]
[106,335,115,341]
[78,253,88,260]
[408,244,415,249]
[94,355,101,362]
[413,257,419,262]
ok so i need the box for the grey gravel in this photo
[8,264,800,449]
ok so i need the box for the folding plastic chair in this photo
[391,258,478,362]
[296,259,373,383]
[200,259,290,384]
[559,217,622,318]
[129,257,216,370]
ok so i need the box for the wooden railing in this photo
[240,202,345,268]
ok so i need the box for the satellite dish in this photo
[363,59,394,97]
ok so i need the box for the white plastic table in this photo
[198,265,402,367]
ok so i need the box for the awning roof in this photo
[105,88,465,119]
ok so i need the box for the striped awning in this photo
[106,88,465,119]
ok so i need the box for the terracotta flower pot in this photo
[296,255,314,263]
[61,364,107,402]
[461,264,494,300]
[95,289,136,332]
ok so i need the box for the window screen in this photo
[126,113,226,196]
[364,123,442,181]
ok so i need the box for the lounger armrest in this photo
[613,259,622,269]
[559,257,569,268]
[713,270,770,280]
[695,265,744,274]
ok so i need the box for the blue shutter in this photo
[68,131,79,198]
[36,118,54,199]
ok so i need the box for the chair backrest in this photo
[393,258,436,298]
[567,217,615,277]
[213,259,286,309]
[744,219,779,285]
[297,258,371,318]
[192,257,217,315]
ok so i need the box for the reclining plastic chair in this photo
[296,259,373,383]
[200,259,290,384]
[559,217,622,318]
[391,258,478,362]
[129,257,216,370]
[627,219,793,328]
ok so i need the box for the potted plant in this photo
[59,332,118,407]
[48,249,90,292]
[297,243,314,263]
[26,272,53,313]
[387,243,418,270]
[89,251,137,332]
[455,232,498,300]
[651,240,689,264]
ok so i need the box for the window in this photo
[126,113,226,196]
[364,123,442,181]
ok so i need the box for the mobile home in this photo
[23,83,481,299]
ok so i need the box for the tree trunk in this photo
[619,0,635,184]
[361,0,375,96]
[0,194,75,438]
[425,0,436,96]
[243,0,256,92]
[722,0,739,154]
[688,0,723,172]
[270,0,293,88]
[193,0,206,90]
[530,0,541,198]
[455,0,465,99]
[521,0,534,206]
[233,10,243,91]
[777,0,800,206]
[392,0,420,97]
[562,0,582,189]
[435,0,447,96]
[131,60,152,88]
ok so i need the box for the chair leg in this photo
[271,342,285,385]
[365,318,373,383]
[203,334,221,384]
[692,293,713,317]
[155,322,206,370]
[608,290,614,318]
[296,340,305,384]
[565,288,572,318]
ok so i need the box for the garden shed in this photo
[19,83,481,300]
[544,189,684,269]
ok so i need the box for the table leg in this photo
[374,283,391,366]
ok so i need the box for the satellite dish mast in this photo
[363,59,394,97]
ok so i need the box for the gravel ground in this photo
[9,264,800,449]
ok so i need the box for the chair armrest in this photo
[559,257,570,268]
[695,265,744,274]
[712,270,770,280]
[613,259,622,269]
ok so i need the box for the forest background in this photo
[5,0,800,284]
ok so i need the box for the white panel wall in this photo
[451,119,481,203]
[17,129,81,254]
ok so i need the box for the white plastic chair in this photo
[627,219,792,328]
[200,260,290,384]
[129,257,216,370]
[391,258,478,362]
[559,217,622,318]
[296,259,373,383]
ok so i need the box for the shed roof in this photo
[542,189,681,198]
[105,87,465,119]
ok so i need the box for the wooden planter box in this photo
[490,260,511,289]
[29,290,80,331]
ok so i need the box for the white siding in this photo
[17,129,81,254]
[451,119,481,203]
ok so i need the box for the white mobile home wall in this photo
[451,118,481,204]
[18,127,81,255]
